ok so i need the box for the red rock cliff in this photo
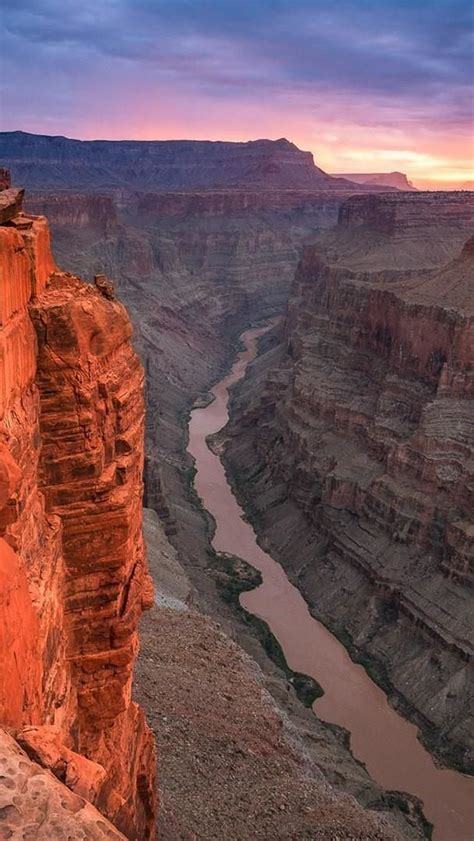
[0,176,156,837]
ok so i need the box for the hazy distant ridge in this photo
[0,131,396,192]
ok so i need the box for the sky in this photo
[0,0,473,188]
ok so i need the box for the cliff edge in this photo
[0,172,156,838]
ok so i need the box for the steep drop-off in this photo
[0,176,156,838]
[24,186,354,574]
[223,191,474,773]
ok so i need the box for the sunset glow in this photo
[1,1,473,188]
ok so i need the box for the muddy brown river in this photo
[187,324,474,841]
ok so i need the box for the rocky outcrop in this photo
[224,192,474,773]
[334,172,417,191]
[0,729,127,839]
[0,130,395,192]
[0,186,24,223]
[0,174,156,837]
[319,191,474,272]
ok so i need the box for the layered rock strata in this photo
[337,192,472,244]
[17,181,473,813]
[0,131,395,191]
[224,193,474,772]
[0,176,156,837]
[24,186,354,565]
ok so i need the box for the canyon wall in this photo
[224,191,474,772]
[0,177,156,838]
[8,160,472,833]
[26,188,472,773]
[24,187,355,576]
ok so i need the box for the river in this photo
[187,324,474,841]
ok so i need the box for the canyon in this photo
[224,192,474,778]
[0,136,473,840]
[333,172,418,191]
[188,325,474,841]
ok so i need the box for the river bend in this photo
[187,325,474,841]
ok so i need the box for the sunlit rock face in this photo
[223,190,474,773]
[0,173,156,839]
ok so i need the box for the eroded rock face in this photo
[0,187,25,223]
[0,182,156,837]
[224,192,474,772]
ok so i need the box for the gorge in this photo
[0,133,473,839]
[189,324,474,841]
[224,193,474,779]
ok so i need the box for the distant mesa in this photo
[0,130,397,193]
[333,171,417,191]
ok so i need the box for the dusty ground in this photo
[135,606,405,841]
[135,510,425,841]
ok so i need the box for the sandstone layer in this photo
[0,176,156,838]
[223,191,474,772]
